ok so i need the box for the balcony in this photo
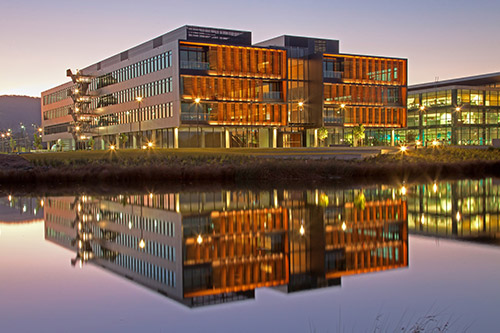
[180,113,211,122]
[324,71,342,79]
[263,91,282,101]
[323,116,343,125]
[180,61,210,71]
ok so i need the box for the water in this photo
[1,179,500,332]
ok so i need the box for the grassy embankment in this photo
[1,147,500,188]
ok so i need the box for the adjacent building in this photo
[399,72,500,145]
[41,25,407,150]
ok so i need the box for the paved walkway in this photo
[252,146,399,160]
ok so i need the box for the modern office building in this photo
[44,187,408,307]
[398,72,500,145]
[41,25,407,150]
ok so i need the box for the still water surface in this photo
[1,179,500,332]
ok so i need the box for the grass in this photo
[2,147,500,190]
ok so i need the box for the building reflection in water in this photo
[43,187,408,307]
[408,178,500,243]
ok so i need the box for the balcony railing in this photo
[180,113,211,122]
[263,92,282,100]
[323,116,343,124]
[180,61,210,71]
[324,71,342,79]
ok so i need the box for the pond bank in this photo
[2,147,500,194]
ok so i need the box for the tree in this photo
[317,127,329,146]
[9,137,17,152]
[88,137,95,150]
[33,133,43,150]
[119,133,129,148]
[406,131,416,144]
[58,139,65,151]
[352,124,365,147]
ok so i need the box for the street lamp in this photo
[419,105,425,145]
[136,96,143,147]
[194,98,201,147]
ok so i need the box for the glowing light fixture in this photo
[139,238,146,249]
[456,212,461,221]
[136,96,143,103]
[401,185,407,196]
[419,105,425,111]
[194,97,201,104]
[147,142,153,148]
[298,101,304,107]
[197,234,203,244]
[400,146,407,152]
[109,145,116,151]
[340,104,346,108]
[299,224,305,236]
[341,222,347,231]
[433,182,438,193]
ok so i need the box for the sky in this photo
[1,0,499,97]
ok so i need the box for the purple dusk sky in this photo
[1,0,499,97]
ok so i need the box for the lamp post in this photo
[136,96,143,148]
[452,105,462,145]
[194,97,201,147]
[340,104,346,144]
[419,105,425,146]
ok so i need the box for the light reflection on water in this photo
[1,178,500,332]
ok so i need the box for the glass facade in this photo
[400,85,500,145]
[89,51,172,91]
[322,54,407,146]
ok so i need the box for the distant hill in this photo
[0,95,41,134]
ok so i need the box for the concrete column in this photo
[133,135,137,149]
[314,129,318,147]
[259,128,269,148]
[391,129,395,146]
[152,131,156,147]
[272,128,277,148]
[116,134,120,149]
[200,128,205,148]
[174,128,179,149]
[101,139,105,150]
[225,129,230,149]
